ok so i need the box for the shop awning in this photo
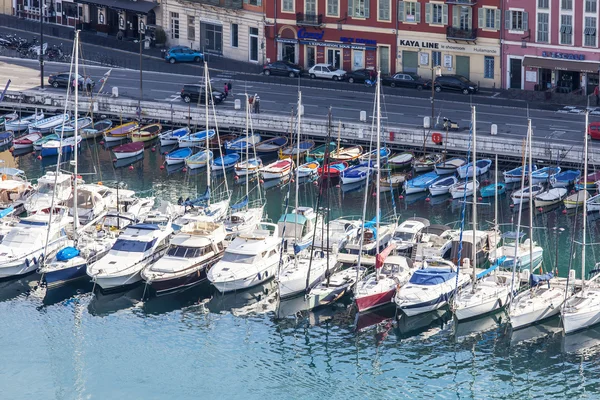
[523,56,600,74]
[74,0,158,14]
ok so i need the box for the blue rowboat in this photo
[178,129,216,148]
[531,166,560,184]
[255,136,288,154]
[29,113,69,134]
[279,139,315,159]
[457,159,492,179]
[5,111,44,132]
[551,169,581,188]
[503,164,537,183]
[404,172,439,194]
[225,134,262,154]
[34,133,59,151]
[358,147,391,164]
[53,117,93,137]
[185,150,213,170]
[0,131,13,146]
[81,119,113,139]
[165,147,193,165]
[40,136,82,157]
[160,127,190,146]
[340,162,371,185]
[213,153,241,170]
[480,183,506,198]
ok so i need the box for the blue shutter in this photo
[523,11,528,31]
[505,10,510,30]
[398,1,404,22]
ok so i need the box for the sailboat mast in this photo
[582,111,589,293]
[294,92,301,249]
[528,120,534,271]
[494,153,498,251]
[471,106,476,287]
[73,30,79,237]
[204,62,210,196]
[375,69,381,281]
[245,93,249,201]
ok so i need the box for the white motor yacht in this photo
[207,222,281,293]
[277,207,323,254]
[391,217,429,258]
[25,171,73,213]
[87,222,173,290]
[338,221,396,266]
[312,216,361,252]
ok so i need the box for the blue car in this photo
[164,46,204,64]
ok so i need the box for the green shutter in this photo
[505,10,510,29]
[442,4,448,25]
[415,2,420,22]
[478,8,484,29]
[452,5,458,27]
[494,9,500,30]
[398,1,404,22]
[523,11,528,31]
[365,0,370,18]
[348,0,354,17]
[425,3,430,24]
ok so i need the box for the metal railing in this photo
[296,13,323,26]
[446,26,477,41]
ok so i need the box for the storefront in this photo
[396,32,500,88]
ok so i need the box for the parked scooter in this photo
[443,117,459,131]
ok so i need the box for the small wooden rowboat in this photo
[112,142,145,159]
[13,132,42,149]
[81,119,113,139]
[165,147,193,165]
[297,161,319,178]
[130,123,161,142]
[104,121,139,142]
[260,159,294,180]
[255,136,288,154]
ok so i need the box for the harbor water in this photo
[2,140,600,399]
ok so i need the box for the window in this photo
[585,17,597,47]
[348,0,370,18]
[231,23,238,47]
[479,8,500,30]
[586,0,597,13]
[378,0,390,21]
[560,14,573,45]
[249,27,259,62]
[537,12,549,42]
[398,1,420,23]
[538,0,549,8]
[432,50,441,66]
[379,46,390,74]
[505,10,528,31]
[425,3,446,25]
[561,0,572,10]
[282,0,294,12]
[170,12,179,39]
[187,16,195,42]
[201,23,223,53]
[327,0,338,16]
[484,56,494,79]
[248,0,262,5]
[305,0,316,14]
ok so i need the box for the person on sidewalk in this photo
[85,76,93,94]
[595,85,599,106]
[227,81,232,93]
[223,83,229,99]
[71,78,77,93]
[254,94,260,114]
[248,95,254,112]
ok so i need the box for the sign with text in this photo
[541,51,585,61]
[398,39,499,56]
[298,28,324,40]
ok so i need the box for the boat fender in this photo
[25,258,30,268]
[39,253,44,265]
[1,174,6,181]
[257,273,261,281]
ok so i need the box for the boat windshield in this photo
[37,182,54,194]
[167,245,208,258]
[393,231,414,241]
[221,252,257,264]
[112,239,156,252]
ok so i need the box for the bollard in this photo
[112,87,119,98]
[423,116,431,129]
[299,105,304,116]
[491,124,498,136]
[360,111,366,121]
[234,99,241,110]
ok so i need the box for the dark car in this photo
[262,61,302,78]
[48,72,92,89]
[382,72,429,90]
[180,84,225,104]
[433,75,478,94]
[346,68,376,84]
[164,46,204,64]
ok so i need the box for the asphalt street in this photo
[0,56,596,149]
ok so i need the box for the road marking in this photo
[491,92,500,98]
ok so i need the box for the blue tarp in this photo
[293,241,311,254]
[231,196,249,210]
[0,206,14,219]
[56,246,80,261]
[409,268,456,285]
[477,256,507,279]
[530,272,554,287]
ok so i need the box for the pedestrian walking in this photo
[248,95,254,112]
[85,76,93,94]
[71,77,77,93]
[594,85,599,106]
[223,82,229,98]
[254,94,260,114]
[227,81,232,93]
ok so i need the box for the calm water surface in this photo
[1,140,600,399]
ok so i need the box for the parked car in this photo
[382,72,429,90]
[164,46,204,64]
[180,84,225,104]
[48,72,92,89]
[308,64,347,81]
[262,61,302,77]
[433,75,478,94]
[588,122,600,140]
[346,68,376,84]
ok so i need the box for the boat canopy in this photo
[409,268,456,285]
[529,272,553,287]
[130,223,161,231]
[231,196,249,210]
[278,213,307,224]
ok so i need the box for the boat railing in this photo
[0,235,68,267]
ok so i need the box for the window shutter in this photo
[495,9,501,30]
[398,1,404,22]
[452,5,459,27]
[425,3,431,24]
[365,0,370,18]
[442,4,448,25]
[478,8,483,29]
[523,11,528,31]
[348,0,353,17]
[415,2,420,22]
[505,10,510,29]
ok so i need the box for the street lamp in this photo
[40,0,47,90]
[430,65,442,127]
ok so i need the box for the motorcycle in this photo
[443,117,459,131]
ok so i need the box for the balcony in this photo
[445,0,477,5]
[446,26,477,42]
[188,0,243,9]
[296,12,323,27]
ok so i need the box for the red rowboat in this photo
[318,162,348,178]
[112,142,145,159]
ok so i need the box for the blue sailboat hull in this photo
[44,262,88,288]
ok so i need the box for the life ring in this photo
[431,132,443,144]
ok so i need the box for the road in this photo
[0,56,596,149]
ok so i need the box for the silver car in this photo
[308,64,347,81]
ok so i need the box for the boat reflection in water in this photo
[205,280,277,315]
[354,303,397,332]
[113,153,144,169]
[562,325,600,355]
[509,316,562,346]
[396,308,452,339]
[87,284,145,317]
[142,281,212,316]
[276,293,310,319]
[0,273,39,302]
[453,312,506,342]
[341,181,367,194]
[42,279,93,307]
[262,175,291,190]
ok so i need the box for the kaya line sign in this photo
[398,39,499,56]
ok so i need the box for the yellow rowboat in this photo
[130,123,162,142]
[103,121,138,142]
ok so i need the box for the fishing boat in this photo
[279,139,315,159]
[184,150,213,170]
[457,159,492,179]
[503,164,537,183]
[306,142,336,163]
[359,147,391,164]
[234,157,263,177]
[318,161,348,178]
[28,113,69,134]
[0,111,18,127]
[159,127,190,146]
[130,123,161,142]
[224,133,261,154]
[165,147,193,165]
[213,153,241,170]
[428,175,458,196]
[534,188,568,207]
[103,121,139,142]
[551,169,581,188]
[53,116,93,137]
[380,173,408,192]
[564,190,590,209]
[404,171,439,194]
[5,111,43,132]
[530,166,561,184]
[33,133,59,151]
[449,179,479,199]
[413,153,443,173]
[112,142,145,159]
[387,152,413,170]
[260,159,294,180]
[40,136,82,157]
[255,136,288,154]
[575,171,600,190]
[296,161,319,178]
[81,119,113,139]
[511,184,544,205]
[178,129,216,148]
[435,157,467,175]
[340,162,371,184]
[207,223,280,292]
[141,221,227,295]
[480,182,506,198]
[585,192,600,212]
[209,133,237,150]
[0,131,13,146]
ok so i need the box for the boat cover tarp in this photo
[0,205,14,219]
[409,268,456,285]
[530,272,553,287]
[293,241,311,255]
[183,187,211,207]
[231,196,249,210]
[375,243,396,269]
[56,246,80,261]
